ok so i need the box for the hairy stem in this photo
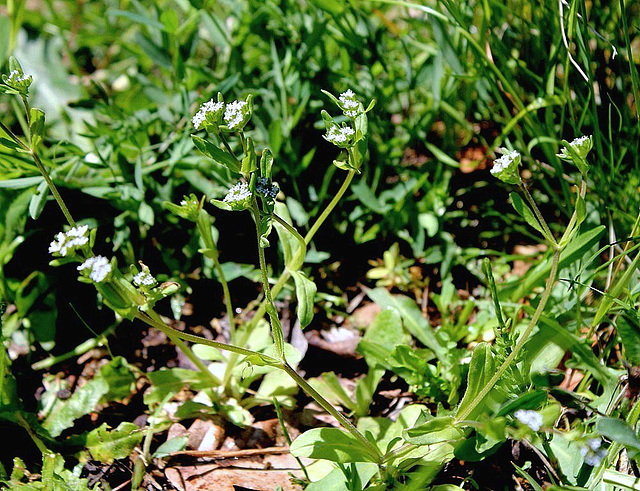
[280,362,383,463]
[519,182,557,246]
[222,170,356,384]
[456,248,561,421]
[251,199,286,359]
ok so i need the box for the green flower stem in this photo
[519,182,556,247]
[30,150,76,228]
[280,362,383,463]
[455,247,561,422]
[196,213,235,336]
[222,169,357,385]
[251,199,286,360]
[140,310,223,386]
[218,132,238,163]
[137,310,277,364]
[305,169,356,243]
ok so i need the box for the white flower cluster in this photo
[580,438,606,467]
[192,99,224,130]
[325,125,355,146]
[223,100,248,130]
[223,181,252,203]
[570,136,590,147]
[49,225,90,257]
[6,70,30,84]
[133,271,156,287]
[339,89,360,118]
[490,150,520,176]
[78,256,112,283]
[514,409,543,431]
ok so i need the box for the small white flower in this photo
[6,70,30,84]
[223,181,252,203]
[49,225,90,257]
[339,89,361,118]
[223,100,248,130]
[192,99,224,129]
[580,438,606,467]
[325,125,355,146]
[78,256,112,283]
[133,271,156,287]
[514,409,543,431]
[570,135,590,147]
[490,150,520,175]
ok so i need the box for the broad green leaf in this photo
[43,357,134,437]
[191,135,240,173]
[290,428,378,463]
[355,368,384,417]
[29,108,45,149]
[153,435,189,458]
[496,390,548,417]
[305,463,378,491]
[455,343,496,420]
[310,372,356,411]
[596,418,640,458]
[290,270,316,328]
[85,422,143,463]
[509,192,546,237]
[366,288,447,362]
[28,180,49,220]
[602,469,640,490]
[403,416,464,445]
[359,307,408,369]
[144,368,212,405]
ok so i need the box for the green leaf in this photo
[160,10,179,33]
[359,307,408,368]
[144,368,211,405]
[29,180,49,220]
[191,135,240,173]
[241,137,257,175]
[260,147,274,179]
[403,416,464,445]
[153,435,189,458]
[355,368,384,417]
[593,249,640,326]
[509,192,546,237]
[617,314,640,366]
[43,357,134,437]
[290,270,316,328]
[455,343,497,420]
[290,428,378,463]
[85,422,143,463]
[29,108,45,149]
[596,418,640,458]
[305,463,379,491]
[366,288,447,363]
